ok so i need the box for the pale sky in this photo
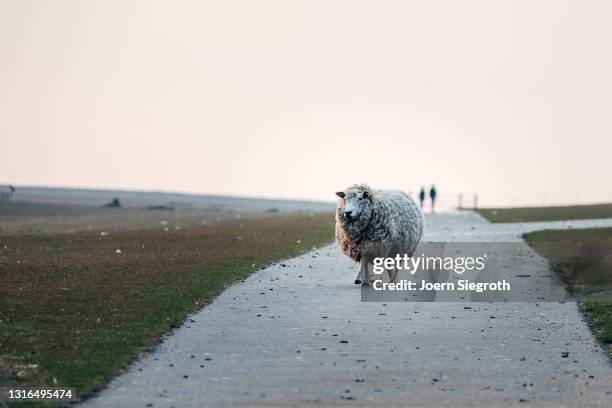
[2,0,611,206]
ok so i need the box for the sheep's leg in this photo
[386,266,395,283]
[354,269,362,285]
[360,258,370,287]
[387,250,400,283]
[354,260,366,285]
[388,266,399,283]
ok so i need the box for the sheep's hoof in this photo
[354,278,362,285]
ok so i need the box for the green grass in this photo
[476,203,612,223]
[582,302,612,345]
[0,213,335,404]
[524,228,612,357]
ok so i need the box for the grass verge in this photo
[523,228,612,357]
[0,213,335,403]
[476,203,612,223]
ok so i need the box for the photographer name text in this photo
[373,279,511,292]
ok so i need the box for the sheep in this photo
[335,184,424,286]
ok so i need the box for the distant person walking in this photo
[418,187,426,209]
[429,185,437,213]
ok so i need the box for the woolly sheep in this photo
[335,184,424,285]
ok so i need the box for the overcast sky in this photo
[2,0,611,206]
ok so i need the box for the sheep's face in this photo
[335,188,372,224]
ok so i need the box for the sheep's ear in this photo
[363,190,370,198]
[336,191,345,198]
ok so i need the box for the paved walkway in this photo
[84,212,612,407]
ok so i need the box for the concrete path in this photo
[84,212,612,407]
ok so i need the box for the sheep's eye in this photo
[358,197,363,201]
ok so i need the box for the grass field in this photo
[524,228,612,357]
[476,203,612,223]
[0,213,335,403]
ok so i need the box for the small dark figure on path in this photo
[418,187,425,209]
[429,185,437,213]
